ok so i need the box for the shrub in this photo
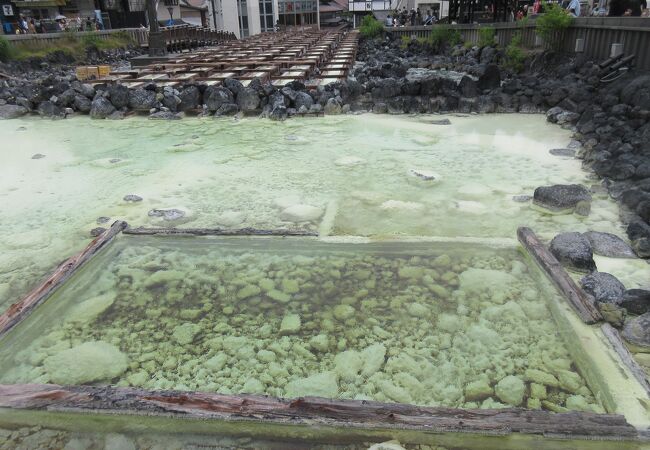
[428,25,462,51]
[477,27,496,48]
[359,15,383,39]
[0,35,12,62]
[400,35,411,49]
[536,3,572,49]
[504,32,526,72]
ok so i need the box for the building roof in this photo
[320,0,348,13]
[180,0,208,10]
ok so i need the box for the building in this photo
[207,0,319,38]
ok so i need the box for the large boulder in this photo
[549,232,596,273]
[627,219,650,258]
[620,75,650,110]
[205,86,234,112]
[533,184,592,215]
[0,104,28,119]
[236,87,260,111]
[622,312,650,349]
[294,91,314,110]
[620,289,650,315]
[324,98,342,115]
[128,89,157,111]
[107,84,129,109]
[37,101,64,118]
[73,95,92,113]
[90,97,117,119]
[44,341,128,384]
[214,102,239,116]
[580,272,625,304]
[224,78,244,96]
[583,231,636,258]
[477,64,501,91]
[178,85,201,112]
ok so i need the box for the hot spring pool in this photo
[0,114,647,313]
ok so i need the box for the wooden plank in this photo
[517,227,602,324]
[0,221,127,338]
[123,227,317,237]
[601,323,650,396]
[0,384,637,439]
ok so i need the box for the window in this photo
[238,0,249,37]
[259,0,274,32]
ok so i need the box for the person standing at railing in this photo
[385,14,393,26]
[566,0,580,17]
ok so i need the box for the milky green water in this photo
[1,114,647,314]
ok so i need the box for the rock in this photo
[224,78,244,96]
[285,371,338,398]
[279,313,301,334]
[31,153,46,159]
[429,118,451,125]
[128,89,157,111]
[309,334,330,352]
[620,289,650,315]
[333,304,355,321]
[178,85,200,111]
[549,232,596,273]
[148,208,185,221]
[89,97,116,119]
[37,101,64,118]
[123,194,142,202]
[67,293,115,324]
[214,103,239,116]
[549,148,576,157]
[172,323,200,345]
[524,368,559,387]
[90,227,106,237]
[73,95,91,113]
[205,86,234,111]
[622,312,650,349]
[583,231,636,258]
[294,91,314,110]
[107,84,129,109]
[96,216,110,224]
[580,272,625,304]
[464,380,493,401]
[149,111,181,120]
[360,343,386,377]
[334,350,363,381]
[533,184,592,215]
[324,98,342,115]
[409,168,439,182]
[0,104,28,119]
[236,87,260,112]
[44,341,128,384]
[269,105,287,121]
[477,64,501,90]
[495,375,525,406]
[280,204,323,222]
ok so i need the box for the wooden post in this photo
[0,384,637,439]
[0,221,127,338]
[517,227,602,324]
[123,226,318,237]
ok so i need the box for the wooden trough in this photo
[0,223,647,445]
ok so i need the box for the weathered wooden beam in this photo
[602,323,650,397]
[0,221,127,338]
[517,227,602,324]
[123,226,318,237]
[0,384,637,439]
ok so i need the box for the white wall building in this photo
[207,0,318,38]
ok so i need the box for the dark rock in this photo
[37,101,64,118]
[149,111,182,120]
[178,85,201,112]
[632,237,650,258]
[58,88,77,107]
[372,103,388,114]
[269,105,287,121]
[128,89,157,111]
[73,95,91,113]
[108,84,129,109]
[71,81,95,98]
[580,272,626,304]
[324,98,342,115]
[214,103,239,116]
[620,75,650,110]
[148,208,185,221]
[90,227,106,237]
[459,76,478,97]
[627,219,650,241]
[293,91,313,110]
[96,216,110,224]
[637,200,650,222]
[429,118,451,125]
[549,148,576,157]
[621,289,650,315]
[622,190,650,210]
[107,110,125,120]
[205,86,234,112]
[123,194,142,202]
[583,231,636,258]
[224,78,244,96]
[533,184,592,214]
[90,97,116,119]
[280,86,297,102]
[236,87,260,112]
[549,232,597,273]
[622,312,650,348]
[477,64,500,91]
[31,153,46,159]
[0,104,29,119]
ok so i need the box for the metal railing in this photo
[384,17,650,70]
[159,25,236,52]
[5,28,149,48]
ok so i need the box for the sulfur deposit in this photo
[0,238,602,413]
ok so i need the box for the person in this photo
[410,8,416,25]
[533,0,542,13]
[28,18,36,34]
[385,14,393,26]
[566,0,581,16]
[18,15,28,34]
[424,10,433,24]
[416,8,422,24]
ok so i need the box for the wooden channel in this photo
[517,227,603,324]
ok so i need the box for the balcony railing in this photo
[347,0,395,12]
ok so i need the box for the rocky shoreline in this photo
[1,36,649,348]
